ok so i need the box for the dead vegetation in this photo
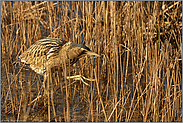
[1,1,182,122]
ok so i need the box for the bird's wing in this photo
[19,38,67,74]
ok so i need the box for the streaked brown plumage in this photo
[19,38,100,75]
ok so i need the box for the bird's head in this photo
[65,42,100,59]
[80,47,100,57]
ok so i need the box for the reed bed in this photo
[1,1,182,122]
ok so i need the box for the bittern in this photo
[19,38,100,87]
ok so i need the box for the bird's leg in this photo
[28,74,47,107]
[66,75,95,86]
[43,73,48,96]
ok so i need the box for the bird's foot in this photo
[66,75,96,86]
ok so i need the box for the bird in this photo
[18,38,100,121]
[19,38,100,82]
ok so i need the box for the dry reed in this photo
[1,1,182,122]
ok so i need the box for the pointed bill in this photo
[86,51,100,57]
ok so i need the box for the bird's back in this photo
[19,38,67,75]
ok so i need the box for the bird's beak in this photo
[86,51,100,57]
